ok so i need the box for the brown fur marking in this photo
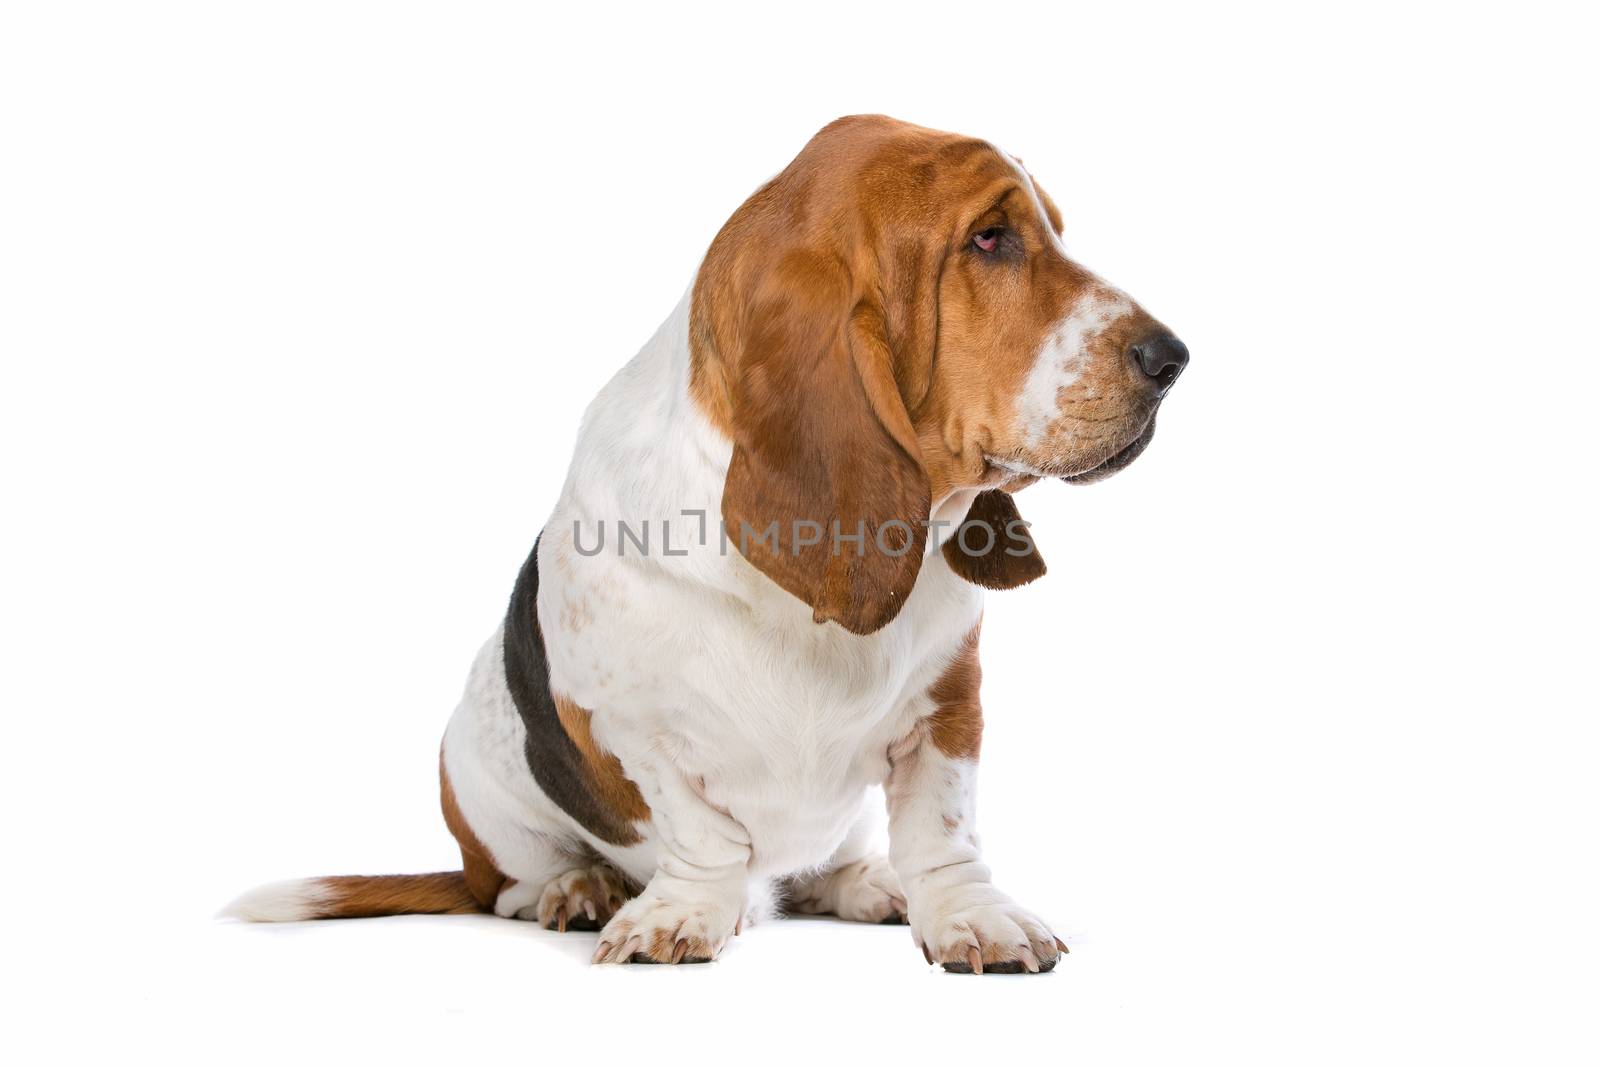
[440,746,507,910]
[309,872,482,919]
[926,624,984,760]
[553,694,652,830]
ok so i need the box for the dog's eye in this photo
[972,227,1003,253]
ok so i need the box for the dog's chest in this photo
[662,595,969,871]
[576,559,972,876]
[544,546,981,873]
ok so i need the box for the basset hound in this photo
[224,115,1189,973]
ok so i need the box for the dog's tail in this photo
[219,871,481,922]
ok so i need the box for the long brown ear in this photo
[691,118,948,634]
[714,251,931,635]
[942,489,1047,590]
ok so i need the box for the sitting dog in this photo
[225,115,1188,973]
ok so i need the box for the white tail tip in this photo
[217,878,334,922]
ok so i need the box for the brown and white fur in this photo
[223,116,1188,973]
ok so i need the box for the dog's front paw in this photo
[590,886,740,965]
[911,887,1066,974]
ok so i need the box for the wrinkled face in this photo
[690,115,1189,634]
[918,150,1187,497]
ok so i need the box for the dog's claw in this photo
[671,939,690,963]
[968,946,983,975]
[920,941,934,965]
[1019,946,1041,973]
[1055,936,1070,955]
[591,940,613,965]
[554,905,567,934]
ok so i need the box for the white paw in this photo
[911,886,1066,974]
[789,855,908,924]
[591,885,741,965]
[510,863,632,931]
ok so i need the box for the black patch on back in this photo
[502,534,639,845]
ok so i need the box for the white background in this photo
[3,2,1595,1063]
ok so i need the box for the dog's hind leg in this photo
[492,851,635,931]
[442,737,639,931]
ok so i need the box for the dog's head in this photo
[691,115,1187,634]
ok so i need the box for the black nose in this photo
[1129,333,1189,395]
